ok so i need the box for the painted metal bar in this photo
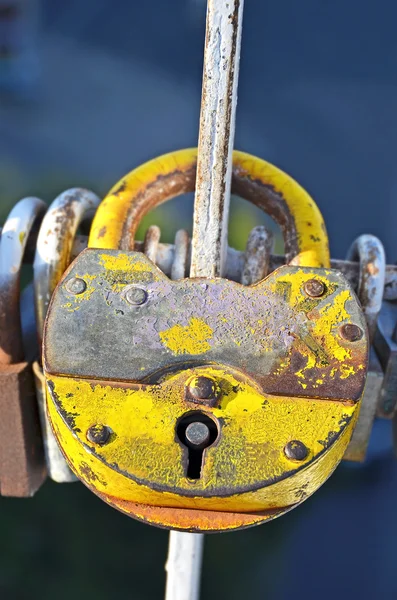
[190,0,244,277]
[165,532,204,600]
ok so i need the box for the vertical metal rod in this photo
[165,532,204,600]
[166,1,244,597]
[190,0,244,277]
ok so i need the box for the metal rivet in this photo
[284,440,308,461]
[86,424,111,445]
[304,279,325,298]
[340,323,363,342]
[124,287,148,306]
[65,277,87,295]
[185,422,211,449]
[188,376,218,402]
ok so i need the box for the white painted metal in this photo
[165,532,204,600]
[191,0,244,278]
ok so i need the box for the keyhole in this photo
[176,412,219,480]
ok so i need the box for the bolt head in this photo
[185,421,211,449]
[304,279,325,298]
[124,286,148,306]
[87,424,111,445]
[188,376,218,402]
[340,323,363,342]
[284,440,308,461]
[66,277,87,295]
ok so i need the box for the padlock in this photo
[0,197,47,496]
[33,188,100,482]
[43,149,369,532]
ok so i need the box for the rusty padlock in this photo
[43,149,369,531]
[0,197,47,496]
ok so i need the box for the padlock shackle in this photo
[89,149,330,269]
[0,197,47,365]
[33,188,101,348]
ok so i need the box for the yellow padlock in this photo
[43,149,368,532]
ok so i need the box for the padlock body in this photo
[44,249,368,530]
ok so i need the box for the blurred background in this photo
[0,1,397,598]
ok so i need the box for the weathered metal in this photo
[33,188,100,483]
[0,197,47,496]
[191,0,244,278]
[347,235,386,342]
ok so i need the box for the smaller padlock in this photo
[0,197,47,496]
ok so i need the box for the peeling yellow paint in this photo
[159,317,213,355]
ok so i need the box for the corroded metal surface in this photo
[347,234,386,341]
[88,148,330,269]
[44,250,367,401]
[191,0,244,277]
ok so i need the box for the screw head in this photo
[66,277,87,295]
[284,440,309,461]
[340,323,363,342]
[124,286,148,306]
[185,421,211,449]
[86,424,111,446]
[188,376,219,402]
[304,279,325,298]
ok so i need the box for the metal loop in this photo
[241,226,274,286]
[0,197,47,365]
[346,234,386,341]
[89,149,330,269]
[33,188,100,483]
[34,188,101,346]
